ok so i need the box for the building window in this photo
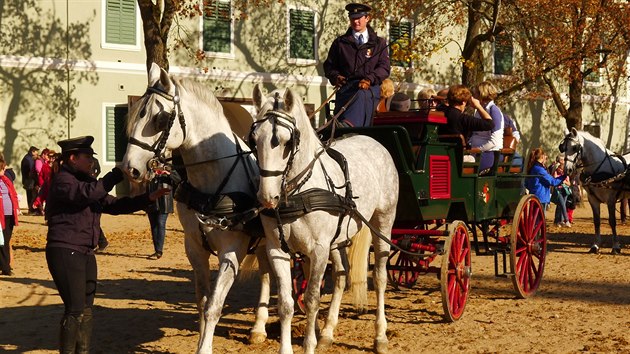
[105,105,128,163]
[203,0,232,55]
[493,32,513,75]
[288,8,316,63]
[389,21,412,68]
[103,0,139,49]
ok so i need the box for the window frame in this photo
[387,19,413,68]
[200,0,235,59]
[286,5,318,65]
[492,31,514,76]
[101,0,141,51]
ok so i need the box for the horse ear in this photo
[571,127,578,137]
[159,67,172,93]
[283,88,295,112]
[148,62,161,85]
[253,84,263,111]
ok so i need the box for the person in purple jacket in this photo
[45,136,169,354]
[323,3,390,127]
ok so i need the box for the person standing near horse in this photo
[45,136,169,353]
[550,155,572,227]
[524,148,567,212]
[145,168,180,260]
[20,145,39,215]
[323,3,390,127]
[0,153,20,276]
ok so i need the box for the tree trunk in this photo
[3,82,21,163]
[137,0,170,73]
[565,74,583,131]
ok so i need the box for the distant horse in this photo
[122,63,271,353]
[561,127,628,254]
[250,86,398,354]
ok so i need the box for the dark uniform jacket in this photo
[437,104,494,138]
[323,26,390,86]
[46,164,150,255]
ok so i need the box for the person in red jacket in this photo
[45,136,169,353]
[32,149,56,214]
[0,153,20,276]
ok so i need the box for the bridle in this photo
[559,134,582,171]
[128,84,187,170]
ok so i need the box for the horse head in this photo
[251,85,311,209]
[560,127,583,175]
[122,63,187,182]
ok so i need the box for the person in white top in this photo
[470,81,504,172]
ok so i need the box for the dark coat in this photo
[437,104,494,138]
[45,164,150,255]
[20,154,36,188]
[323,26,390,86]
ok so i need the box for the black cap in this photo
[346,3,372,19]
[58,136,97,155]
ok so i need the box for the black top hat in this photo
[346,3,372,19]
[58,136,97,155]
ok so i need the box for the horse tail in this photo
[236,253,259,283]
[348,226,370,313]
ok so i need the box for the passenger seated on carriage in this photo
[437,85,493,151]
[417,88,437,111]
[389,92,411,112]
[376,78,394,113]
[470,81,504,173]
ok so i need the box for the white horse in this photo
[122,63,271,353]
[561,127,628,254]
[250,86,399,354]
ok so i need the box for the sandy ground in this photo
[1,203,629,354]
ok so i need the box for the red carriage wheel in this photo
[510,194,547,298]
[440,220,472,322]
[291,258,308,314]
[387,235,421,289]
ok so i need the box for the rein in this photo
[562,133,628,186]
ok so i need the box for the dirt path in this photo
[1,204,629,353]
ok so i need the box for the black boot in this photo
[60,314,82,354]
[76,308,93,354]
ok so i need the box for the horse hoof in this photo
[611,248,621,255]
[374,338,389,354]
[248,332,267,344]
[317,336,333,349]
[588,245,600,254]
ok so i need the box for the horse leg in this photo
[266,241,294,354]
[588,197,602,253]
[249,242,271,344]
[196,234,249,354]
[317,247,347,349]
[607,202,622,254]
[183,232,213,353]
[369,215,394,354]
[302,249,329,354]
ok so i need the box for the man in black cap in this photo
[45,135,170,353]
[324,2,390,127]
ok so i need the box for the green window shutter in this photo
[105,0,136,45]
[389,22,411,67]
[203,0,232,53]
[289,9,315,60]
[494,32,513,75]
[106,106,129,162]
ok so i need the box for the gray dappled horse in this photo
[561,128,628,254]
[122,63,271,354]
[250,86,398,354]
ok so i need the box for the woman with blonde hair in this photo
[376,78,395,112]
[471,81,505,172]
[417,88,437,110]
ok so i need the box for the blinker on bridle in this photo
[128,83,187,170]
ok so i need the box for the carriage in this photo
[322,107,548,321]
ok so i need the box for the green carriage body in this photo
[343,110,523,227]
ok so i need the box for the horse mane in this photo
[126,76,223,137]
